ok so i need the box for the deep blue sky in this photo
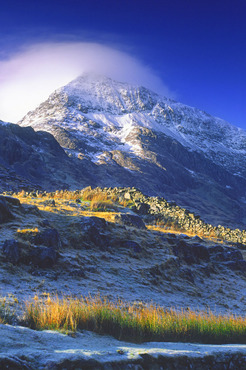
[0,0,245,129]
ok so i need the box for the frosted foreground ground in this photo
[1,324,246,369]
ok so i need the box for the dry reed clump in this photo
[24,295,246,344]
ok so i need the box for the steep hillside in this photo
[1,188,246,368]
[0,121,96,192]
[1,187,246,315]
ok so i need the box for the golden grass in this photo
[14,191,121,223]
[90,200,118,212]
[82,189,117,203]
[12,190,228,244]
[17,227,39,234]
[24,295,246,344]
[82,189,133,209]
[147,225,223,243]
[0,297,15,324]
[82,210,119,223]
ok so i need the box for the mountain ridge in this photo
[19,74,246,174]
[17,74,246,228]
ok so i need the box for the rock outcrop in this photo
[1,325,246,370]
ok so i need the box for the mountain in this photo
[0,120,97,192]
[18,74,246,228]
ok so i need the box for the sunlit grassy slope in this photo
[1,188,245,343]
[14,188,227,243]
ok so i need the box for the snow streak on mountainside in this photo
[18,74,246,227]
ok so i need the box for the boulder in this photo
[2,239,20,264]
[120,240,142,253]
[33,228,62,249]
[172,241,210,264]
[0,195,20,207]
[0,198,13,224]
[172,240,245,274]
[80,216,108,248]
[0,356,30,370]
[208,245,243,262]
[29,246,57,268]
[206,245,246,273]
[223,260,246,273]
[133,202,150,215]
[80,216,107,231]
[113,213,146,229]
[124,192,132,200]
[39,219,50,227]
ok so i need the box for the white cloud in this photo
[0,42,172,123]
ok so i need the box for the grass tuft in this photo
[24,295,246,344]
[17,227,39,234]
[0,297,16,324]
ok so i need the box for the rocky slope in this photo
[1,189,246,315]
[18,74,246,228]
[0,120,97,192]
[1,189,246,368]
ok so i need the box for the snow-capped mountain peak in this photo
[19,73,246,177]
[55,73,162,115]
[17,73,246,226]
